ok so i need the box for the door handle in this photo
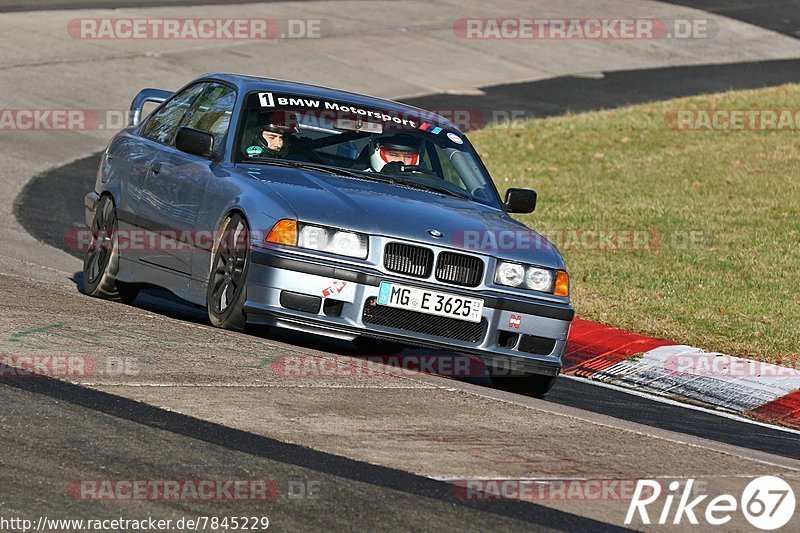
[149,162,162,176]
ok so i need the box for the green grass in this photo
[471,84,800,362]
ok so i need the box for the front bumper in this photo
[245,249,574,378]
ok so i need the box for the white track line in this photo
[562,374,800,436]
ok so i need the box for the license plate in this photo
[377,282,484,323]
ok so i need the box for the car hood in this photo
[237,164,564,269]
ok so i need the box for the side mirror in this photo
[175,127,214,158]
[504,188,537,213]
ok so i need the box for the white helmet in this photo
[369,134,421,172]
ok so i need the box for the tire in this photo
[207,213,250,331]
[491,372,559,397]
[82,195,139,304]
[352,336,405,355]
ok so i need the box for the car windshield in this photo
[237,91,502,207]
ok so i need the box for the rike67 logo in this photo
[626,476,795,530]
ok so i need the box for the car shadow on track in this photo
[70,270,499,388]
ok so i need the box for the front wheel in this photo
[82,195,139,304]
[207,213,250,331]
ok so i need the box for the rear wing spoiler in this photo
[129,88,173,126]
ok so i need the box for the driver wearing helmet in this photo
[368,133,421,172]
[250,112,297,158]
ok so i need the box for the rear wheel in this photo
[207,213,250,331]
[82,195,139,304]
[491,372,558,397]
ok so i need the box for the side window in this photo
[180,83,236,155]
[141,83,207,144]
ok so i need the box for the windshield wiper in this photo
[283,161,371,180]
[245,158,388,181]
[244,159,470,199]
[389,177,471,199]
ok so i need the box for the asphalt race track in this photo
[3,0,800,530]
[15,146,800,462]
[660,0,800,38]
[405,59,800,125]
[3,374,628,532]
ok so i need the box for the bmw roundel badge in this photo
[428,229,443,238]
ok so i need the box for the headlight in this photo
[297,223,368,259]
[524,267,553,292]
[494,262,525,287]
[495,261,567,295]
[298,225,329,250]
[330,231,365,257]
